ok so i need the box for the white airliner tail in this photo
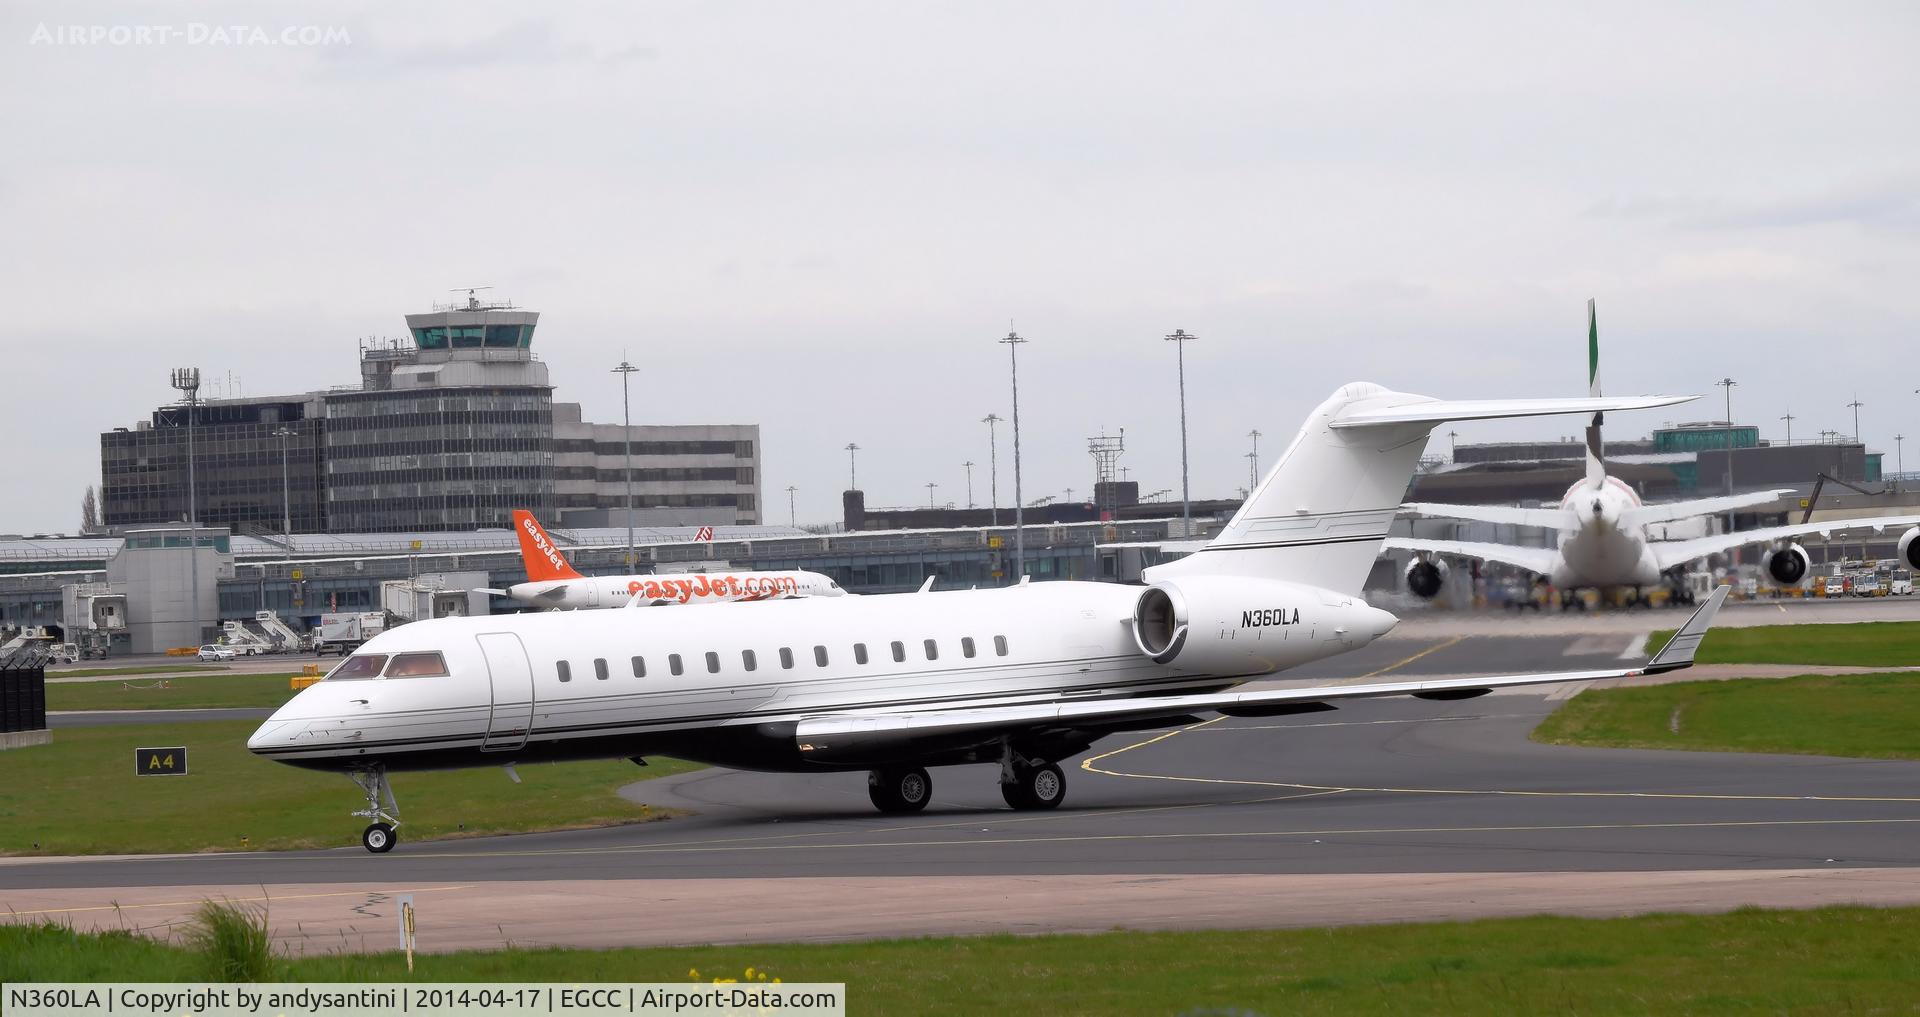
[1141,383,1694,594]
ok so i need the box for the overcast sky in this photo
[3,2,1916,534]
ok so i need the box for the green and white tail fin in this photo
[1584,299,1606,490]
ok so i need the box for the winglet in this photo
[1642,584,1731,674]
[917,576,936,593]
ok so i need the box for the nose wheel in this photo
[349,767,402,853]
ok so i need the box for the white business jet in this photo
[252,381,1728,853]
[1390,302,1920,602]
[488,510,845,609]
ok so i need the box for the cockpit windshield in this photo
[326,654,387,680]
[384,651,449,678]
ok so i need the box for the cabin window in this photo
[854,642,869,665]
[383,651,447,678]
[961,637,976,659]
[631,655,646,678]
[923,639,939,661]
[742,649,758,671]
[890,640,905,662]
[325,654,385,681]
[669,654,684,676]
[705,651,721,674]
[994,635,1009,656]
[779,647,794,669]
[594,658,609,681]
[557,660,573,683]
[813,645,829,667]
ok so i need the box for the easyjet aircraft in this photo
[252,382,1728,853]
[487,510,845,609]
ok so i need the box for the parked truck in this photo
[312,611,387,656]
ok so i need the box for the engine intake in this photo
[1405,557,1448,599]
[1901,527,1920,571]
[1130,576,1397,676]
[1765,544,1810,586]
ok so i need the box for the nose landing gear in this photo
[350,767,401,853]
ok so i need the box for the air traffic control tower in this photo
[326,290,557,532]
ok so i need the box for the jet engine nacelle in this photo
[1900,527,1920,571]
[1764,544,1810,586]
[1405,557,1449,599]
[1130,576,1396,676]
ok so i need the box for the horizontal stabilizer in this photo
[1330,394,1693,430]
[1401,502,1574,531]
[1622,489,1797,529]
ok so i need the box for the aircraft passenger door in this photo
[476,632,535,752]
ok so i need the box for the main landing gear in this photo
[864,744,1070,814]
[868,766,933,813]
[350,766,401,853]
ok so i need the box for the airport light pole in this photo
[1164,330,1195,534]
[982,414,1002,526]
[1716,377,1737,533]
[1780,410,1795,446]
[999,331,1028,579]
[844,443,860,491]
[1896,435,1905,494]
[169,368,202,647]
[613,357,639,568]
[1847,396,1864,442]
[962,461,975,509]
[273,426,296,561]
[1246,429,1262,490]
[926,481,938,508]
[786,485,797,527]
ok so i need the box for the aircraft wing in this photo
[1621,489,1797,529]
[1401,502,1573,531]
[1380,537,1559,576]
[1651,516,1920,572]
[795,587,1728,753]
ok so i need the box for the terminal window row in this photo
[554,636,1012,683]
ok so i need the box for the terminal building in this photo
[99,293,761,535]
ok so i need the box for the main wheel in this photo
[361,822,397,853]
[1001,762,1067,811]
[867,767,932,813]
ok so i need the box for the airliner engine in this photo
[1764,544,1810,586]
[1405,557,1449,599]
[1901,527,1920,570]
[1130,577,1395,675]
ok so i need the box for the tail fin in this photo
[1584,299,1606,489]
[1140,383,1693,594]
[513,510,583,582]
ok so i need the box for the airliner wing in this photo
[1651,516,1920,572]
[1401,502,1573,530]
[794,589,1728,752]
[1621,489,1797,529]
[1328,394,1694,429]
[1380,537,1558,576]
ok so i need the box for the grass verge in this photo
[1647,619,1920,667]
[1535,671,1920,760]
[7,906,1920,1014]
[0,720,699,855]
[47,673,302,712]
